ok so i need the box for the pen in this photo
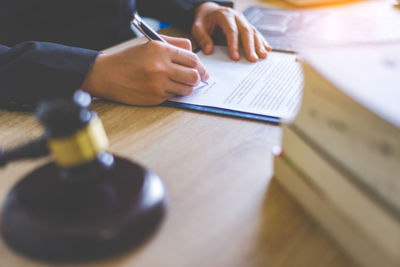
[131,12,166,43]
[131,12,208,86]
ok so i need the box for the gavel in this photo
[0,90,167,262]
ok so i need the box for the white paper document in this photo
[169,46,303,121]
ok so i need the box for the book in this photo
[164,46,303,124]
[292,42,400,214]
[244,1,400,52]
[274,42,400,267]
[278,124,400,266]
[273,155,400,267]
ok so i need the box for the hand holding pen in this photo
[131,12,209,86]
[81,13,208,106]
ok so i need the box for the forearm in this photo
[0,41,98,111]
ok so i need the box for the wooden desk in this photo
[0,1,357,266]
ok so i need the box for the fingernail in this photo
[204,72,210,80]
[261,47,267,53]
[204,43,212,53]
[259,52,267,59]
[234,52,240,60]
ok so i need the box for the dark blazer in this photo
[0,0,232,110]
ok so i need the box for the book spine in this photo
[281,123,400,259]
[273,155,400,267]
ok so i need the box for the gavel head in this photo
[37,89,93,138]
[36,90,113,173]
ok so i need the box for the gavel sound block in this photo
[0,91,167,262]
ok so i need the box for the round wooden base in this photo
[1,156,167,262]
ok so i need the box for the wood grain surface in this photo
[0,1,357,266]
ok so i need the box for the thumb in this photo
[192,23,214,54]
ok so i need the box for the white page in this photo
[169,46,303,120]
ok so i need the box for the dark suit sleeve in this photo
[137,0,233,31]
[0,41,98,111]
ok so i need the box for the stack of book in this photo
[273,42,400,267]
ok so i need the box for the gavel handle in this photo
[0,138,49,167]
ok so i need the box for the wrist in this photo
[81,53,109,98]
